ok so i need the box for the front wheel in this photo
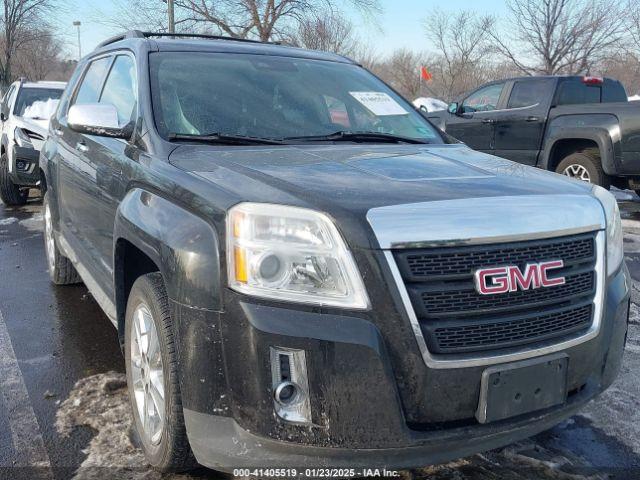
[0,153,28,206]
[555,151,610,189]
[125,273,195,472]
[43,193,81,285]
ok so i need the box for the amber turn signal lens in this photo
[234,246,248,283]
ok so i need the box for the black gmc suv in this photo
[427,76,640,190]
[40,31,629,473]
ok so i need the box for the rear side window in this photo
[507,79,554,108]
[99,55,137,125]
[602,80,627,103]
[73,57,111,105]
[555,80,600,105]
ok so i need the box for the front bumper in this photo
[174,262,629,470]
[9,145,40,186]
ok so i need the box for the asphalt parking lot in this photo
[1,192,640,480]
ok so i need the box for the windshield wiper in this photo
[283,131,431,144]
[168,132,285,145]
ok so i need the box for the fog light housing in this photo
[16,160,27,171]
[270,347,311,424]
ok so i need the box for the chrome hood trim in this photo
[367,194,605,249]
[367,194,606,369]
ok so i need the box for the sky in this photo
[55,0,509,59]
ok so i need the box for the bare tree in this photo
[424,9,496,101]
[370,48,427,100]
[0,0,53,86]
[12,29,60,80]
[102,0,380,42]
[294,11,359,56]
[177,0,379,41]
[492,0,625,75]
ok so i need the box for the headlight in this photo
[227,203,369,309]
[593,186,623,275]
[14,127,33,148]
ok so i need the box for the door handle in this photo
[525,116,540,122]
[481,119,495,124]
[76,141,89,153]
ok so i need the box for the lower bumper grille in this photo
[393,232,597,355]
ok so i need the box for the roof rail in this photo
[95,30,278,50]
[96,30,145,49]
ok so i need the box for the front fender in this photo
[540,114,620,175]
[114,188,222,313]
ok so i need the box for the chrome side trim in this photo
[383,230,605,369]
[367,195,605,249]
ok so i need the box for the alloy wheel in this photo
[130,303,165,445]
[44,203,56,273]
[562,164,591,182]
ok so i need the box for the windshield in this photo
[14,87,63,118]
[149,52,443,143]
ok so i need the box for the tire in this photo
[0,153,28,206]
[125,273,196,472]
[43,193,82,285]
[555,150,610,189]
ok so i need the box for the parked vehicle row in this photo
[426,75,640,190]
[37,31,629,473]
[0,80,65,205]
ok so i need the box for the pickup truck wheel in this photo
[0,153,28,206]
[125,273,196,472]
[556,151,611,188]
[43,193,82,285]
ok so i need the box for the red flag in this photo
[420,66,432,81]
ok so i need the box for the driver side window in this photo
[462,83,504,113]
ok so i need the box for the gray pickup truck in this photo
[40,32,629,473]
[427,76,640,190]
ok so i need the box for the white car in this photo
[0,80,65,205]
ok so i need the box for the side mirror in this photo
[0,112,6,122]
[448,102,460,115]
[68,103,132,139]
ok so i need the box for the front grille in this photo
[429,303,593,353]
[393,233,597,355]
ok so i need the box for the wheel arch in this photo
[539,115,620,175]
[113,188,223,341]
[547,138,600,173]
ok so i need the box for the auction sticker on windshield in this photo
[349,92,408,116]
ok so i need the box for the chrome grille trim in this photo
[368,195,607,369]
[383,231,604,368]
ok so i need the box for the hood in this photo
[16,116,49,137]
[169,144,593,248]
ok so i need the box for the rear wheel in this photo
[125,273,196,472]
[556,150,610,189]
[0,153,28,206]
[43,193,81,285]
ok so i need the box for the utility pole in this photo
[73,21,82,60]
[167,0,175,33]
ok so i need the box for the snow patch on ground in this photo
[0,217,18,225]
[19,213,43,232]
[610,187,635,201]
[55,372,196,480]
[628,95,640,102]
[578,301,640,456]
[413,97,447,112]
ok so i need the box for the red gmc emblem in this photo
[474,260,566,295]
